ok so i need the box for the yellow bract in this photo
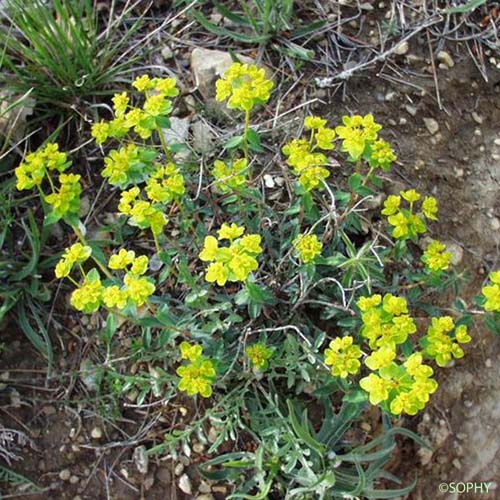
[246,342,273,370]
[177,342,216,398]
[482,270,500,312]
[293,233,323,263]
[200,224,262,286]
[215,62,273,112]
[422,240,452,273]
[324,336,362,378]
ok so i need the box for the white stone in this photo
[437,50,454,68]
[178,473,192,494]
[394,41,409,55]
[423,117,439,135]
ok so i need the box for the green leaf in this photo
[246,128,264,153]
[342,389,369,404]
[445,0,487,14]
[286,399,326,456]
[225,135,244,149]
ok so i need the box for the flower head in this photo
[215,63,273,112]
[293,233,323,263]
[246,342,273,370]
[324,336,362,378]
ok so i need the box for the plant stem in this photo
[156,125,174,163]
[72,225,114,280]
[243,109,251,162]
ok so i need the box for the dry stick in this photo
[315,14,443,88]
[426,29,442,110]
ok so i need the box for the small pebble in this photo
[471,111,483,124]
[69,475,79,485]
[174,463,184,476]
[437,50,454,68]
[178,473,192,494]
[59,469,71,481]
[394,41,409,55]
[161,46,173,60]
[91,427,103,439]
[486,358,492,367]
[405,105,417,116]
[452,458,462,470]
[423,117,439,135]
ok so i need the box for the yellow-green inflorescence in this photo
[382,189,438,241]
[481,271,500,312]
[177,342,216,398]
[215,63,274,112]
[246,342,273,371]
[199,223,263,286]
[419,317,471,367]
[293,233,323,263]
[211,158,248,193]
[91,76,179,143]
[324,336,362,378]
[421,240,453,274]
[282,116,335,192]
[55,247,155,313]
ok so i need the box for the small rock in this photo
[191,120,214,153]
[437,50,454,68]
[394,41,409,55]
[471,111,483,124]
[423,117,439,135]
[161,46,173,60]
[452,458,462,470]
[263,174,275,188]
[59,469,71,481]
[156,467,171,485]
[69,475,79,485]
[79,195,91,218]
[91,427,103,439]
[494,138,500,146]
[464,399,473,408]
[199,481,212,493]
[456,432,467,441]
[178,473,192,495]
[196,495,215,500]
[162,116,190,147]
[360,2,374,10]
[133,445,149,475]
[486,358,492,367]
[385,91,396,101]
[207,426,220,444]
[444,242,463,265]
[490,217,500,231]
[192,442,205,454]
[144,475,155,491]
[174,463,184,476]
[79,359,100,392]
[405,105,417,116]
[418,447,433,466]
[399,117,407,125]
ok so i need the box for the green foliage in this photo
[0,0,149,111]
[0,465,44,494]
[0,179,52,365]
[191,0,326,60]
[9,61,496,498]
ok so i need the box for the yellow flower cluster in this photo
[324,336,362,378]
[420,317,471,367]
[15,143,70,191]
[360,353,438,416]
[382,190,438,240]
[335,114,382,160]
[145,163,185,203]
[177,342,216,398]
[102,144,142,187]
[293,233,323,263]
[282,116,335,192]
[55,243,92,278]
[44,173,82,219]
[91,76,179,144]
[215,63,273,112]
[70,272,104,313]
[422,240,452,274]
[357,293,417,350]
[118,186,168,236]
[481,271,500,313]
[212,158,248,193]
[199,223,263,286]
[368,138,397,171]
[246,342,273,370]
[63,251,155,313]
